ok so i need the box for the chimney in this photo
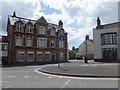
[85,35,89,40]
[97,17,101,26]
[12,11,16,17]
[58,20,63,27]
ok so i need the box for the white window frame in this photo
[26,36,32,46]
[51,38,55,48]
[26,24,33,33]
[60,52,64,61]
[38,26,45,34]
[16,23,23,32]
[37,37,47,48]
[16,36,22,46]
[50,30,55,36]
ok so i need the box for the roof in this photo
[78,39,93,48]
[89,39,93,43]
[96,22,120,29]
[8,15,60,30]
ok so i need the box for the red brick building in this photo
[7,12,68,65]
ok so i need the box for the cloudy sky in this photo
[0,0,119,49]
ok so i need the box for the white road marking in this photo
[8,76,11,78]
[35,76,38,78]
[48,76,52,78]
[61,80,70,88]
[3,85,12,88]
[59,76,63,78]
[24,76,29,78]
[7,76,15,78]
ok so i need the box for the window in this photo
[46,52,50,61]
[37,52,42,61]
[26,36,32,46]
[16,36,22,46]
[38,26,45,34]
[26,24,33,33]
[50,30,55,36]
[60,52,64,61]
[101,33,117,45]
[2,44,7,51]
[50,27,56,36]
[16,23,23,32]
[102,48,117,60]
[51,38,55,48]
[27,52,34,61]
[17,52,24,61]
[37,37,47,48]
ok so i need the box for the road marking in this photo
[3,85,12,88]
[8,76,11,78]
[35,76,38,79]
[8,76,15,78]
[59,76,63,78]
[24,76,29,78]
[61,80,70,88]
[34,68,120,81]
[48,76,52,79]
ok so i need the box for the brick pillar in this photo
[56,32,59,48]
[64,33,68,61]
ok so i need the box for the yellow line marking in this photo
[34,68,120,81]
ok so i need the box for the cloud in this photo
[0,0,119,49]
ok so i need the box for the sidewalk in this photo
[38,60,119,78]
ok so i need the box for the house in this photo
[76,35,94,60]
[93,17,120,62]
[7,12,68,65]
[0,36,8,65]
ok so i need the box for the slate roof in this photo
[8,15,60,30]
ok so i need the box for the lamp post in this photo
[85,35,88,63]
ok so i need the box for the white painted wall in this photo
[93,27,118,59]
[77,40,93,56]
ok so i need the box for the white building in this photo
[93,17,120,62]
[76,35,94,60]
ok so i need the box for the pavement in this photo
[38,60,119,78]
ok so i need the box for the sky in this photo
[0,0,119,50]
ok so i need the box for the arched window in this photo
[15,22,23,32]
[26,24,33,33]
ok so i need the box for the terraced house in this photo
[7,12,68,65]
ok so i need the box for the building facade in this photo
[76,35,94,60]
[93,17,120,62]
[0,36,8,65]
[7,12,68,65]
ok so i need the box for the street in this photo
[2,61,119,89]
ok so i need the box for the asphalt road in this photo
[2,62,119,89]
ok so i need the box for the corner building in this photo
[7,12,68,65]
[93,17,120,62]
